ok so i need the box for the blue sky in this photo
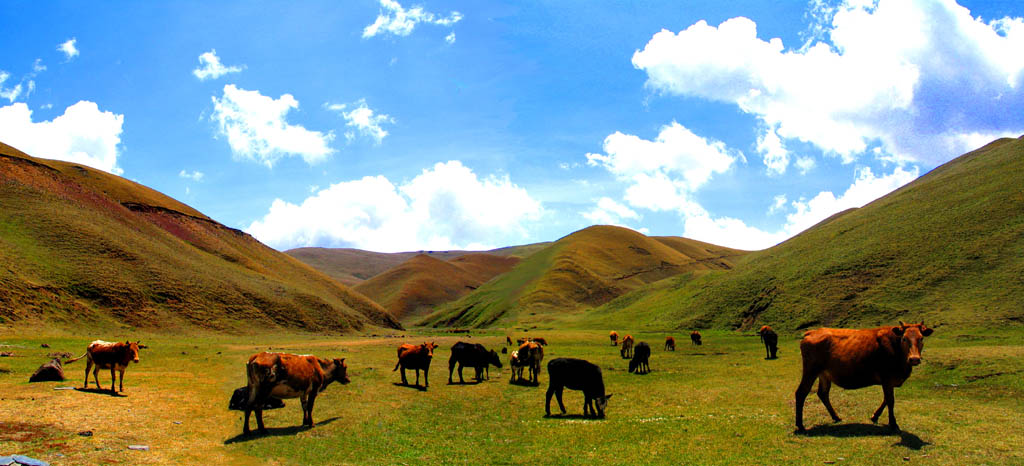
[2,0,1023,252]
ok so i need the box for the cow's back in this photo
[801,327,894,389]
[87,341,127,368]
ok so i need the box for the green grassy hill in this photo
[0,142,400,333]
[586,136,1024,332]
[418,225,748,328]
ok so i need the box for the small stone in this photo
[173,421,182,425]
[903,457,910,461]
[78,430,93,437]
[127,445,149,451]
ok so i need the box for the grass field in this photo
[1,327,1022,465]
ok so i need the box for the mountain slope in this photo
[353,253,519,322]
[587,136,1024,331]
[418,225,748,328]
[0,142,400,332]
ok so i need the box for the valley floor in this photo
[1,328,1022,465]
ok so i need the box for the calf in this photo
[690,331,702,346]
[509,350,524,382]
[545,358,612,418]
[664,336,676,351]
[795,322,933,432]
[609,331,618,346]
[394,342,438,388]
[759,325,779,360]
[64,340,142,392]
[448,342,502,384]
[620,335,634,359]
[516,342,544,384]
[243,352,349,435]
[629,342,651,374]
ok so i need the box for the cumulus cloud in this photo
[0,72,22,102]
[632,0,1024,167]
[57,38,79,61]
[363,0,462,39]
[210,84,334,167]
[0,101,124,174]
[192,49,244,80]
[582,197,642,228]
[325,99,394,144]
[445,32,456,44]
[247,160,543,252]
[179,170,204,181]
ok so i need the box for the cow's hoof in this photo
[795,426,806,434]
[889,424,901,433]
[870,416,879,424]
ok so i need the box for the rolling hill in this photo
[353,253,520,322]
[585,136,1024,332]
[418,225,749,328]
[0,141,401,333]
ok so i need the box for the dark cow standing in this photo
[545,358,613,418]
[243,352,349,435]
[506,336,513,346]
[690,331,702,346]
[629,342,651,374]
[795,322,934,432]
[759,325,779,360]
[664,336,676,351]
[609,331,618,346]
[63,340,141,392]
[620,335,634,359]
[448,342,502,383]
[394,342,438,388]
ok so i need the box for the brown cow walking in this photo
[609,331,618,346]
[690,331,702,346]
[243,352,349,435]
[795,322,933,432]
[63,340,142,392]
[664,336,676,351]
[394,342,438,388]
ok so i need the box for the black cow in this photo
[628,342,651,374]
[448,342,503,384]
[545,358,612,418]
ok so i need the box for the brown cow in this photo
[516,342,544,384]
[531,337,548,346]
[620,335,634,359]
[690,331,702,345]
[63,340,142,392]
[664,336,676,351]
[759,325,778,359]
[243,352,349,435]
[394,342,438,388]
[609,331,619,346]
[795,322,934,432]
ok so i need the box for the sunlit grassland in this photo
[1,328,1022,465]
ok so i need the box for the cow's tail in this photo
[62,352,88,364]
[393,360,401,371]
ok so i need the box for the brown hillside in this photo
[0,141,400,332]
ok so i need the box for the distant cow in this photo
[243,352,349,435]
[795,322,934,432]
[517,337,528,346]
[690,331,702,346]
[610,331,618,346]
[664,336,675,351]
[759,325,779,360]
[545,358,612,418]
[531,337,548,346]
[63,340,142,392]
[394,342,438,388]
[449,342,502,384]
[516,342,544,384]
[29,358,65,382]
[620,335,634,359]
[629,342,651,374]
[506,336,513,346]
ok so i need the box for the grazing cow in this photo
[506,336,513,346]
[759,325,779,360]
[690,331,702,346]
[29,358,65,382]
[794,322,934,432]
[664,336,676,351]
[620,335,634,359]
[609,331,618,346]
[516,342,544,384]
[448,342,503,384]
[394,342,438,388]
[509,350,524,382]
[63,340,142,392]
[629,342,651,374]
[243,352,349,435]
[545,358,612,418]
[531,337,548,346]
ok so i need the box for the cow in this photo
[759,325,779,360]
[394,342,438,388]
[531,337,548,346]
[516,342,544,384]
[506,336,513,346]
[29,358,65,382]
[545,358,612,418]
[609,331,618,346]
[63,340,142,392]
[794,322,934,433]
[620,335,634,359]
[517,337,528,346]
[664,336,676,351]
[242,352,349,435]
[690,331,702,346]
[629,342,651,374]
[509,350,524,382]
[448,342,502,384]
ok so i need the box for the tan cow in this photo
[243,352,349,435]
[516,342,544,384]
[64,340,142,392]
[609,331,619,346]
[620,335,634,359]
[394,342,438,388]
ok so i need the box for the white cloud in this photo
[179,170,204,181]
[210,84,334,167]
[0,101,124,174]
[247,160,543,252]
[632,0,1024,166]
[0,72,22,102]
[57,38,79,61]
[445,32,456,44]
[757,124,789,175]
[795,156,816,174]
[192,49,244,81]
[363,0,463,39]
[768,194,787,215]
[325,99,394,144]
[582,197,642,228]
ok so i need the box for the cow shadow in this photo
[508,379,539,387]
[223,417,340,444]
[798,423,929,450]
[542,414,606,421]
[392,382,428,391]
[447,380,482,386]
[74,387,127,397]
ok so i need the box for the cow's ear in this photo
[891,326,905,336]
[921,327,933,336]
[605,394,613,400]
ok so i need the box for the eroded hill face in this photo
[0,142,400,332]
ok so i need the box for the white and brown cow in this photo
[243,352,350,435]
[64,340,142,393]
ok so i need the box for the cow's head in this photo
[628,358,639,373]
[509,350,519,365]
[488,349,503,368]
[759,325,772,334]
[331,358,350,386]
[595,394,613,416]
[126,341,141,363]
[892,321,933,366]
[423,342,438,358]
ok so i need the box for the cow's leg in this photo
[870,398,887,424]
[243,408,252,435]
[545,384,555,416]
[306,391,318,427]
[448,358,456,384]
[84,359,92,388]
[300,392,311,427]
[817,376,841,423]
[458,363,465,383]
[92,366,101,391]
[255,405,267,434]
[555,386,566,415]
[584,396,593,418]
[109,367,116,392]
[118,368,126,392]
[794,369,818,432]
[400,366,408,385]
[882,383,899,432]
[424,367,429,388]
